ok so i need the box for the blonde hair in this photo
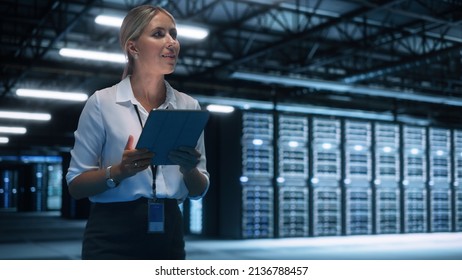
[119,5,176,79]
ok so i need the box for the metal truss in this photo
[0,0,461,150]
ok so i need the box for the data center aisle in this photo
[1,211,462,260]
[185,233,462,260]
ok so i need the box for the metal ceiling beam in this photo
[337,2,462,83]
[199,1,379,75]
[348,0,462,27]
[282,0,461,80]
[179,0,287,75]
[1,0,98,97]
[342,43,462,84]
[224,0,461,94]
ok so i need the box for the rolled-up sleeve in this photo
[66,94,104,186]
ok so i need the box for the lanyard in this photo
[133,104,158,197]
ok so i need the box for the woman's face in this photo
[131,12,180,75]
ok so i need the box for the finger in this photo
[169,153,198,174]
[124,148,153,159]
[128,158,152,172]
[169,150,197,162]
[135,158,153,167]
[124,135,134,150]
[177,146,200,156]
[168,152,199,167]
[131,151,154,163]
[122,150,151,165]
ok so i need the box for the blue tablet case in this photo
[136,109,210,165]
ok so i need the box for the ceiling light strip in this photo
[94,15,209,40]
[0,111,51,121]
[0,126,27,134]
[95,15,123,27]
[0,137,9,144]
[16,89,88,102]
[59,48,126,63]
[206,104,235,113]
[176,25,209,40]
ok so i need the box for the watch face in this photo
[106,178,117,188]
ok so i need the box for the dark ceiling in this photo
[1,0,461,155]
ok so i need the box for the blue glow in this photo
[383,146,392,153]
[322,143,332,150]
[288,141,299,148]
[252,139,263,146]
[354,145,363,151]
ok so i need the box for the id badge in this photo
[148,200,164,233]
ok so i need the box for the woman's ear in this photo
[127,40,139,58]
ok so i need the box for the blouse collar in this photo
[116,76,177,109]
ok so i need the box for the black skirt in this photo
[81,197,185,260]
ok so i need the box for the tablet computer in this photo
[136,109,210,165]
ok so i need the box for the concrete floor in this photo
[1,210,462,260]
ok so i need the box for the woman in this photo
[66,5,209,260]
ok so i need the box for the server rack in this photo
[46,164,63,210]
[374,123,401,234]
[277,114,309,237]
[189,198,203,234]
[0,170,18,209]
[428,128,452,232]
[454,129,462,231]
[241,112,274,238]
[344,120,372,235]
[402,125,427,233]
[32,163,48,211]
[215,109,460,239]
[311,118,342,236]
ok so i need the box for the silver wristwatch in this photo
[105,165,119,188]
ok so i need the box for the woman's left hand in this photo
[168,146,201,174]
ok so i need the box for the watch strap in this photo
[105,166,119,187]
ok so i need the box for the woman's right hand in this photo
[113,135,154,181]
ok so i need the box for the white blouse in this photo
[66,76,209,203]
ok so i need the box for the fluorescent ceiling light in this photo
[0,137,8,144]
[0,126,27,134]
[206,104,235,113]
[176,25,209,40]
[231,71,462,107]
[59,48,126,63]
[16,89,88,102]
[95,15,123,27]
[0,110,51,121]
[95,15,209,40]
